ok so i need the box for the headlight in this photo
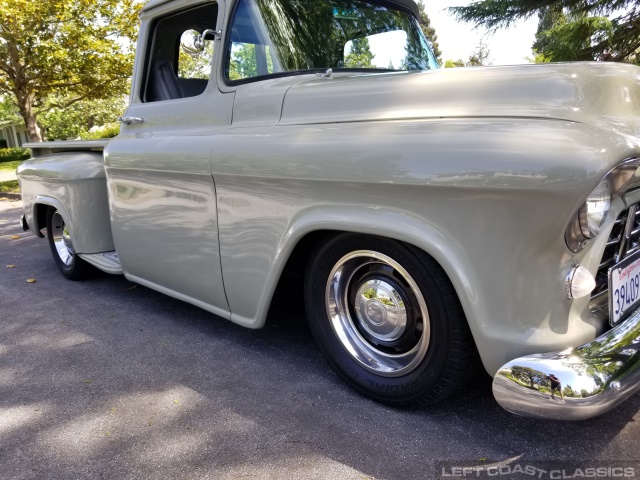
[579,179,611,238]
[566,158,640,253]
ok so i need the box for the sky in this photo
[422,0,540,65]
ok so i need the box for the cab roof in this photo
[141,0,420,18]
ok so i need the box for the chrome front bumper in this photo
[493,310,640,420]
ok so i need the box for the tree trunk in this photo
[16,92,43,143]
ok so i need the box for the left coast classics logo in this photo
[435,461,637,479]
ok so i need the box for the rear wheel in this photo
[304,233,479,406]
[46,206,93,280]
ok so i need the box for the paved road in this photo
[1,198,639,480]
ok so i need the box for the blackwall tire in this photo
[304,233,479,406]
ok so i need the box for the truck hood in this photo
[279,62,640,138]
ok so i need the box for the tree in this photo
[510,365,547,389]
[178,32,216,79]
[563,384,576,398]
[40,95,128,141]
[229,43,275,80]
[531,6,565,62]
[344,37,376,68]
[443,41,492,68]
[467,40,493,66]
[416,1,442,65]
[0,95,20,123]
[450,0,640,64]
[0,0,142,142]
[444,59,466,68]
[531,6,615,62]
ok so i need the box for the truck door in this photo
[104,0,233,315]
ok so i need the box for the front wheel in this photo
[46,206,93,280]
[304,233,479,406]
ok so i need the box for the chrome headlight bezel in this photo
[578,179,611,239]
[566,158,640,253]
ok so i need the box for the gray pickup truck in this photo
[17,0,640,420]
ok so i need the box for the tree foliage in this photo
[531,6,616,62]
[229,43,275,80]
[0,95,20,123]
[178,33,216,80]
[444,59,466,68]
[344,37,376,68]
[444,40,493,67]
[40,95,127,141]
[0,0,142,141]
[416,1,442,65]
[510,365,548,388]
[450,0,640,64]
[467,40,493,65]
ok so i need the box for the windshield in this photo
[225,0,438,82]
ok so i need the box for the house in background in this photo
[0,121,28,148]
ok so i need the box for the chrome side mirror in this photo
[180,29,219,56]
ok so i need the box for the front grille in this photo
[591,204,640,317]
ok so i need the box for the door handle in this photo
[118,116,144,125]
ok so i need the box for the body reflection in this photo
[546,374,565,402]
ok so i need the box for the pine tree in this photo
[451,0,639,64]
[416,1,442,65]
[344,37,376,68]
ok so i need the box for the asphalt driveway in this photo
[1,198,639,480]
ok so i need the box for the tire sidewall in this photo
[305,234,456,404]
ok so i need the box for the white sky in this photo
[423,0,539,65]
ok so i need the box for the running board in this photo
[78,251,123,275]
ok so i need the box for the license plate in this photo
[609,250,640,325]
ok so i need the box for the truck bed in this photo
[23,139,109,157]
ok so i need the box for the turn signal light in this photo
[565,265,596,299]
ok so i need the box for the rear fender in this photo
[18,151,114,254]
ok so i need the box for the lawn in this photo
[0,160,23,173]
[0,179,20,195]
[0,161,23,195]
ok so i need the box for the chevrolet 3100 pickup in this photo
[16,0,640,420]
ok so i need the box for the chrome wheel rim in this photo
[51,211,74,266]
[325,250,431,377]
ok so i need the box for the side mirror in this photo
[180,29,219,56]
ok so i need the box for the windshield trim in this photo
[222,0,427,87]
[224,68,407,87]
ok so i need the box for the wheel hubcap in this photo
[354,279,407,343]
[51,211,74,266]
[326,250,430,377]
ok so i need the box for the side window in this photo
[143,3,218,103]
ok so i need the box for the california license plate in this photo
[609,250,640,325]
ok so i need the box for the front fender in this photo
[225,203,476,330]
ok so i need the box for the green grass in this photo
[0,160,22,173]
[0,180,20,194]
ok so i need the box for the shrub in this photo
[0,148,30,163]
[81,123,121,140]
